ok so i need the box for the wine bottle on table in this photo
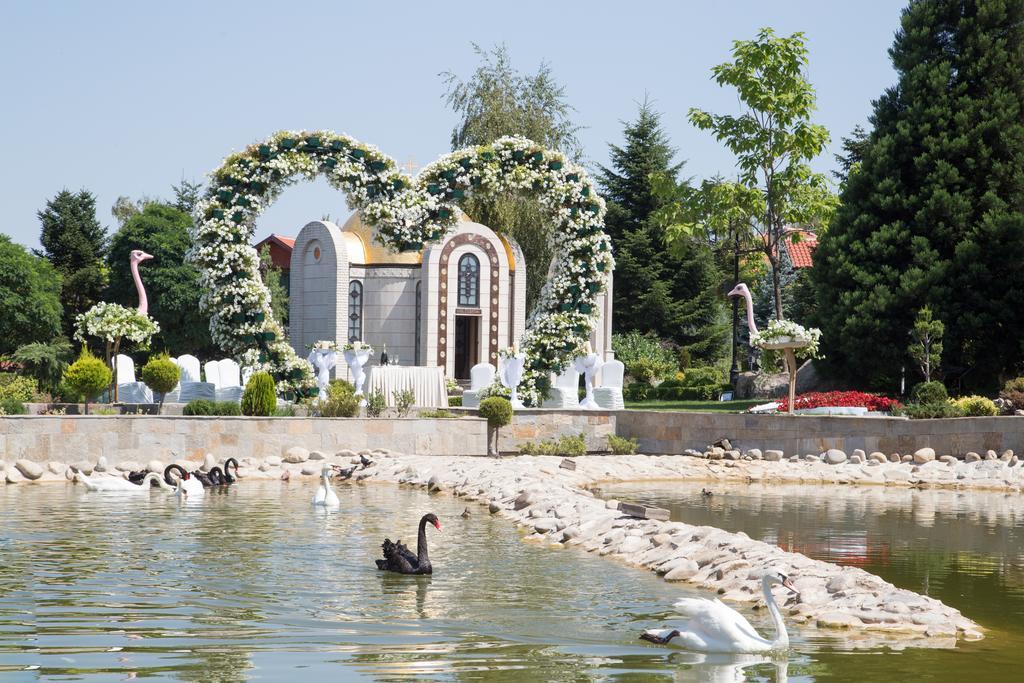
[380,343,389,366]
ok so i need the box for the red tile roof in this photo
[783,230,817,269]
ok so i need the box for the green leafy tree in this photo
[105,203,216,357]
[687,28,838,320]
[258,245,289,331]
[171,178,203,215]
[813,0,1024,390]
[442,43,582,311]
[13,339,73,394]
[35,189,108,336]
[63,347,111,414]
[0,235,63,354]
[908,306,944,384]
[598,102,726,360]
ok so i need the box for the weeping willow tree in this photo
[442,43,582,312]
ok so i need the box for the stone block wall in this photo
[0,416,489,466]
[498,409,616,453]
[614,410,1024,456]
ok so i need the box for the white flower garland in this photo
[191,132,613,403]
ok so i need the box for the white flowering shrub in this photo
[75,302,159,347]
[191,131,612,403]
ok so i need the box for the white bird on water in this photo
[74,470,174,494]
[313,464,340,508]
[640,569,799,653]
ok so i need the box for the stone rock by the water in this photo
[265,455,282,467]
[1000,450,1014,462]
[283,447,309,464]
[707,447,725,460]
[869,452,888,463]
[72,461,94,475]
[14,459,44,480]
[47,461,66,476]
[764,450,784,462]
[746,448,763,460]
[724,449,741,461]
[986,450,998,460]
[816,612,864,629]
[939,455,958,465]
[336,449,359,460]
[94,456,108,472]
[308,450,326,460]
[514,491,537,510]
[889,453,901,463]
[851,449,866,460]
[825,449,847,465]
[202,453,216,471]
[300,463,319,476]
[964,452,981,463]
[664,560,700,581]
[901,455,914,463]
[605,499,620,510]
[849,454,863,464]
[682,448,703,458]
[428,475,444,491]
[147,459,165,473]
[913,447,936,464]
[489,500,501,514]
[116,460,142,473]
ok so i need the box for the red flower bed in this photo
[778,391,902,413]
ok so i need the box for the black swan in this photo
[375,513,440,574]
[221,458,240,483]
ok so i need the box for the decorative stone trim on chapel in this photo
[436,233,501,367]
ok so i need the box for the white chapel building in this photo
[287,212,612,380]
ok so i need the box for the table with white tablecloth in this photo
[363,365,448,408]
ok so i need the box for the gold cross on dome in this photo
[401,157,417,175]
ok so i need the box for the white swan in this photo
[313,464,340,508]
[164,465,205,499]
[640,570,799,653]
[75,470,174,494]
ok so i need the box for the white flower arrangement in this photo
[751,319,823,359]
[343,340,373,354]
[308,340,339,351]
[74,302,160,347]
[189,131,612,404]
[498,346,521,359]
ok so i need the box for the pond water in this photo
[599,480,1024,680]
[0,480,1014,682]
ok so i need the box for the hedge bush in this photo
[479,396,513,429]
[911,381,948,404]
[183,399,242,416]
[241,371,276,416]
[0,398,27,415]
[320,380,359,418]
[607,434,637,455]
[681,366,722,387]
[518,433,587,456]
[448,395,463,407]
[951,395,998,417]
[0,373,37,403]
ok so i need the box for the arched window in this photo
[414,281,422,366]
[348,280,363,342]
[457,253,480,307]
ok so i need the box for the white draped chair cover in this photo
[461,363,495,409]
[215,358,244,402]
[542,366,580,409]
[177,354,215,402]
[115,354,153,404]
[593,359,625,410]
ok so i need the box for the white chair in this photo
[204,360,221,389]
[177,354,216,402]
[593,359,625,410]
[216,358,244,402]
[542,367,580,409]
[115,354,153,404]
[461,363,495,409]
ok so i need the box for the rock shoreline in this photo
[2,448,990,643]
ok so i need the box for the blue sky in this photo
[0,1,903,248]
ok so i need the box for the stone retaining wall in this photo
[615,410,1024,456]
[0,416,489,465]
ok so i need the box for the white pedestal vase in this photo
[574,354,604,410]
[343,349,371,406]
[501,354,526,409]
[306,349,338,402]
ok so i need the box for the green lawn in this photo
[624,399,762,413]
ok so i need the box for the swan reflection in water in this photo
[668,652,789,682]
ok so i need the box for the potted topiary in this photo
[241,371,276,416]
[478,396,512,457]
[63,348,113,415]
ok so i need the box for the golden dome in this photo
[340,212,422,265]
[340,211,476,265]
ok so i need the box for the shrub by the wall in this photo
[320,380,359,418]
[63,349,112,414]
[241,371,276,416]
[951,395,998,417]
[0,373,37,403]
[140,354,180,413]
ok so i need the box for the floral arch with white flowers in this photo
[190,132,612,403]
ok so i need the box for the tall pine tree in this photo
[814,0,1024,391]
[36,189,108,337]
[599,102,725,362]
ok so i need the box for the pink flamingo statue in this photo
[130,249,154,314]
